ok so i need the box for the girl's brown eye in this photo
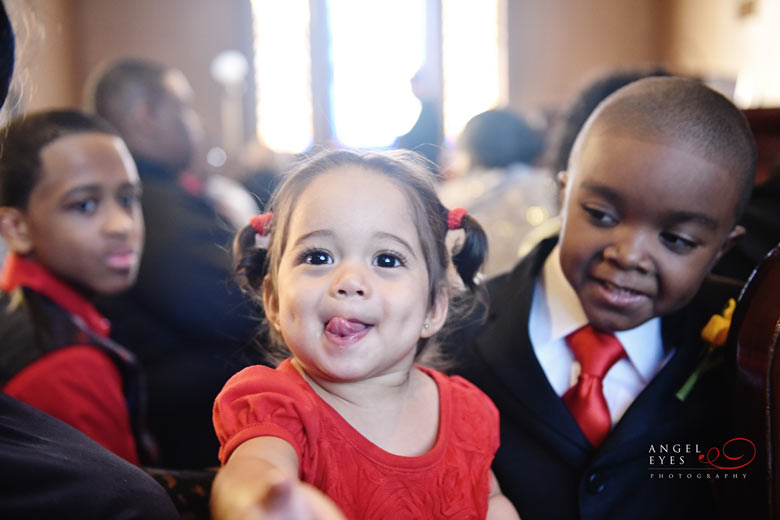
[303,250,332,265]
[373,253,403,268]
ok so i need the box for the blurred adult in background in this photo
[187,136,261,231]
[438,108,559,276]
[0,3,178,517]
[85,58,263,468]
[228,139,285,213]
[395,68,444,171]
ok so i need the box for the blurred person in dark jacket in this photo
[85,57,265,468]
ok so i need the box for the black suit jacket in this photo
[0,392,178,519]
[449,237,743,520]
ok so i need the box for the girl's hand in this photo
[210,437,346,520]
[258,472,346,520]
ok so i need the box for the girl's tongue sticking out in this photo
[326,317,369,338]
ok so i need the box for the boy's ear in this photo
[421,286,449,338]
[557,171,568,196]
[714,224,746,263]
[0,207,33,255]
[262,275,281,333]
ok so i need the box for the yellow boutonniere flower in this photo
[700,298,735,348]
[676,298,736,402]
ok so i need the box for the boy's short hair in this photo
[547,66,668,173]
[570,76,757,221]
[0,109,119,208]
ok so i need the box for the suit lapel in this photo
[599,331,699,459]
[598,283,732,460]
[474,237,590,449]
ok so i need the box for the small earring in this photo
[423,321,430,330]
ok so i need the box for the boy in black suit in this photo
[451,76,756,520]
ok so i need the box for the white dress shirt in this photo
[528,246,670,425]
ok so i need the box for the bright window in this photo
[250,0,501,153]
[441,0,501,142]
[327,0,426,148]
[251,0,313,153]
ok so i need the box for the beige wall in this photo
[506,0,665,114]
[72,0,255,146]
[13,0,255,147]
[7,0,78,113]
[662,0,747,78]
[663,0,780,108]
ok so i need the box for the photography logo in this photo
[647,437,755,480]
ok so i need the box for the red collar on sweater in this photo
[0,254,111,337]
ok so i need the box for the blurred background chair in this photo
[144,466,217,520]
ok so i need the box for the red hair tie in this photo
[249,212,273,236]
[447,207,468,230]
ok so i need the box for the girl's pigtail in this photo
[446,207,488,291]
[233,213,273,292]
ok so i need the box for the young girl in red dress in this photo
[211,149,520,519]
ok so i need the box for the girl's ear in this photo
[421,286,449,338]
[0,207,33,255]
[262,275,281,333]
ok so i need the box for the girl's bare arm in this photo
[487,470,521,520]
[210,436,345,520]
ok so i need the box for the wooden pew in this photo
[728,243,780,519]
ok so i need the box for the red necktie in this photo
[562,325,626,447]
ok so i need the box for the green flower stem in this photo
[675,348,722,402]
[676,370,701,401]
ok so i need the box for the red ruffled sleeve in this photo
[213,361,320,468]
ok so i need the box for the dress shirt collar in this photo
[533,245,665,384]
